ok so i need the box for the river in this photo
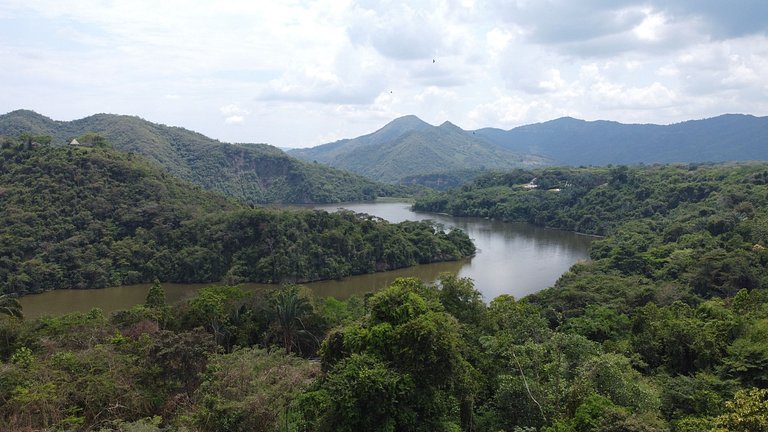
[20,201,593,318]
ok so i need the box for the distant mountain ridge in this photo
[474,114,768,166]
[292,114,768,180]
[0,109,399,204]
[289,115,551,183]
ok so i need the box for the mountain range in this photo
[288,115,551,183]
[473,114,768,166]
[0,110,399,204]
[4,109,767,196]
[290,113,768,184]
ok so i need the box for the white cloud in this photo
[0,0,766,147]
[220,104,248,116]
[632,10,667,42]
[220,104,249,125]
[224,115,244,124]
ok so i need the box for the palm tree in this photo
[270,285,316,355]
[0,294,23,319]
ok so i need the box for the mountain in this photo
[0,109,401,204]
[0,143,474,294]
[289,115,551,183]
[474,114,768,166]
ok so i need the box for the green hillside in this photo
[0,109,401,204]
[404,163,768,430]
[290,115,551,183]
[0,142,474,295]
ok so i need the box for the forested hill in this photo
[474,114,768,165]
[5,160,768,430]
[414,164,768,235]
[0,142,474,295]
[404,163,768,431]
[0,109,400,203]
[289,115,551,183]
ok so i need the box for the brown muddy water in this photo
[20,201,593,318]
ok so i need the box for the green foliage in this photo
[561,304,631,344]
[487,294,550,343]
[306,278,478,431]
[190,347,318,432]
[711,388,768,432]
[10,346,34,368]
[97,416,162,432]
[318,295,365,327]
[268,285,317,355]
[0,145,474,295]
[722,318,768,386]
[0,294,22,319]
[657,373,734,422]
[437,273,486,327]
[145,279,166,309]
[301,353,415,432]
[5,156,768,431]
[398,169,487,191]
[0,109,404,204]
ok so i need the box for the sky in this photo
[2,1,767,148]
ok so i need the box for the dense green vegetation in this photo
[0,283,326,431]
[415,164,768,236]
[3,157,768,431]
[2,268,767,431]
[398,169,487,191]
[289,115,549,183]
[0,110,403,203]
[0,142,474,295]
[475,114,768,166]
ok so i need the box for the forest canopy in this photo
[0,142,474,295]
[2,141,768,431]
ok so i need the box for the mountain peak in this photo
[4,109,55,122]
[385,115,431,129]
[362,115,433,145]
[438,121,464,132]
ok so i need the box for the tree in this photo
[711,388,768,432]
[0,294,22,319]
[147,330,217,397]
[437,273,486,327]
[192,348,318,432]
[182,285,246,349]
[269,285,316,355]
[723,319,768,387]
[309,278,478,431]
[300,353,415,432]
[145,278,166,309]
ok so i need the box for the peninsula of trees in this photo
[0,141,474,295]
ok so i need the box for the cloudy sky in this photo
[2,1,767,148]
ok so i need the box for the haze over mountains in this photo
[292,114,768,183]
[0,110,398,204]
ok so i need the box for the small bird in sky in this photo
[433,59,435,63]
